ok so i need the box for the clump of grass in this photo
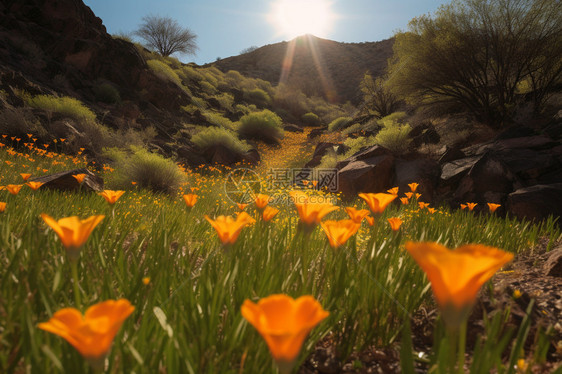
[191,126,250,155]
[202,110,236,130]
[93,82,121,104]
[26,95,96,122]
[103,146,185,194]
[301,112,322,126]
[243,88,271,107]
[328,116,353,132]
[237,109,284,144]
[147,59,183,87]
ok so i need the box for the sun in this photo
[269,0,335,39]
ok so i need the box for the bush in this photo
[202,111,235,130]
[342,136,377,159]
[93,82,121,104]
[26,95,96,122]
[341,123,362,137]
[374,114,412,154]
[328,116,353,132]
[0,108,48,138]
[237,109,284,144]
[104,146,185,194]
[243,88,271,107]
[147,59,183,87]
[191,126,250,155]
[301,112,321,126]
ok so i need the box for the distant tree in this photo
[387,0,562,125]
[360,73,400,118]
[240,46,259,55]
[135,15,198,57]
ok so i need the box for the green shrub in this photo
[202,111,235,130]
[180,66,205,83]
[93,82,121,104]
[215,93,234,111]
[0,108,48,138]
[341,136,377,159]
[301,112,322,126]
[328,116,353,132]
[191,126,250,155]
[26,95,96,122]
[341,123,362,136]
[200,80,218,95]
[103,146,185,194]
[374,122,412,154]
[237,109,284,144]
[243,88,271,107]
[378,111,407,126]
[147,59,183,87]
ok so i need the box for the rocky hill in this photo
[209,35,394,104]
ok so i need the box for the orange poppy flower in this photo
[182,193,197,208]
[237,203,248,211]
[365,215,375,226]
[38,299,134,368]
[241,294,329,371]
[294,200,338,229]
[262,206,279,222]
[466,202,477,211]
[25,181,44,191]
[254,194,271,210]
[387,187,399,195]
[72,174,87,184]
[99,190,125,205]
[205,212,256,246]
[358,193,396,215]
[41,214,105,259]
[0,202,6,212]
[6,184,23,195]
[20,173,32,181]
[415,193,422,199]
[487,203,501,213]
[320,219,361,248]
[344,207,370,223]
[460,204,467,210]
[427,207,437,214]
[404,192,413,199]
[405,242,513,326]
[400,197,409,205]
[387,217,403,231]
[408,182,419,192]
[418,202,430,209]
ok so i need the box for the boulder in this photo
[30,168,103,192]
[304,142,349,168]
[440,156,481,184]
[507,183,562,223]
[394,158,441,201]
[284,124,303,133]
[337,154,395,198]
[202,144,260,166]
[307,128,324,139]
[543,246,562,277]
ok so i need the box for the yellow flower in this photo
[358,193,396,215]
[25,181,44,191]
[254,194,271,210]
[487,203,501,213]
[241,294,329,372]
[182,193,198,208]
[72,174,87,184]
[387,187,399,195]
[320,219,360,248]
[387,217,403,231]
[262,206,279,222]
[0,202,6,212]
[38,299,134,368]
[6,184,23,195]
[344,207,370,223]
[41,214,105,259]
[405,242,513,326]
[205,212,256,246]
[99,190,125,205]
[408,182,419,192]
[20,173,32,181]
[142,277,150,285]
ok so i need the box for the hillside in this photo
[209,35,394,104]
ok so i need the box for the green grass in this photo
[0,141,560,373]
[26,95,97,123]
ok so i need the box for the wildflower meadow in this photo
[0,135,561,373]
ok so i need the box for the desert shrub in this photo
[316,149,338,169]
[234,104,255,115]
[26,95,96,122]
[93,82,121,104]
[243,88,271,107]
[301,112,321,126]
[215,93,234,111]
[273,84,310,120]
[200,80,218,95]
[0,108,48,138]
[374,114,412,154]
[378,111,407,126]
[328,116,353,132]
[191,126,250,155]
[199,69,219,87]
[341,123,362,136]
[224,70,244,89]
[103,146,185,194]
[341,136,377,159]
[202,111,235,130]
[237,109,284,144]
[180,66,205,83]
[190,96,207,109]
[147,59,182,87]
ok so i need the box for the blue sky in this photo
[83,0,448,65]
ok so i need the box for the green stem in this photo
[457,321,467,374]
[71,260,82,310]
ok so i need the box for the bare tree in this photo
[360,73,400,118]
[135,15,198,57]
